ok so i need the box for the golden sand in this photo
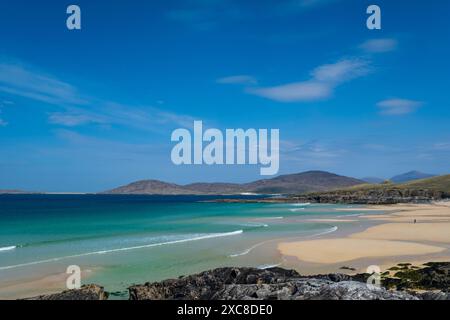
[278,238,445,264]
[278,202,450,266]
[351,223,450,243]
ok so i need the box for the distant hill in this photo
[361,177,384,184]
[402,174,450,192]
[183,183,244,194]
[390,171,436,183]
[295,174,450,204]
[104,180,199,195]
[242,171,363,194]
[343,174,450,193]
[103,171,365,195]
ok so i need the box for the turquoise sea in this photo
[0,194,365,298]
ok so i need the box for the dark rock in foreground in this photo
[129,267,300,300]
[383,262,450,291]
[211,280,418,300]
[128,267,418,300]
[25,284,108,300]
[26,264,450,300]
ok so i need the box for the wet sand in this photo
[278,202,450,273]
[0,269,93,300]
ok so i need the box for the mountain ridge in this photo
[390,171,436,183]
[103,171,365,195]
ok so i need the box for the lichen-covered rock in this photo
[210,280,418,300]
[25,284,108,300]
[23,264,450,300]
[310,281,418,300]
[419,291,450,300]
[294,189,449,204]
[128,267,301,300]
[128,267,419,300]
[383,262,450,291]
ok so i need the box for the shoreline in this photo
[0,269,95,300]
[2,201,450,299]
[277,202,450,275]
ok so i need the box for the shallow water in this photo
[0,194,368,297]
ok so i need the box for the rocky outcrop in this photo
[382,262,450,291]
[211,280,418,300]
[420,291,450,300]
[128,267,419,300]
[25,284,108,300]
[293,189,449,204]
[26,263,450,300]
[128,267,301,300]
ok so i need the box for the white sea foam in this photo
[229,225,338,258]
[257,263,281,269]
[0,230,243,271]
[229,239,271,258]
[292,202,310,206]
[258,216,283,220]
[289,208,305,212]
[313,226,338,237]
[337,213,363,218]
[0,246,16,252]
[229,242,262,258]
[229,248,252,258]
[238,223,268,228]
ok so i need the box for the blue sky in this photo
[0,0,449,192]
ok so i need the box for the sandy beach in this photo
[2,201,450,299]
[0,269,94,300]
[278,202,450,273]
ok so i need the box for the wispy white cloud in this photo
[48,112,105,127]
[48,103,197,132]
[216,75,257,85]
[360,38,398,53]
[152,109,197,128]
[247,81,332,102]
[247,58,370,102]
[0,99,13,127]
[1,100,14,106]
[377,98,423,115]
[280,139,346,167]
[0,63,87,106]
[433,142,450,151]
[0,60,198,131]
[312,59,370,82]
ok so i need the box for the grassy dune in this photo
[341,174,450,193]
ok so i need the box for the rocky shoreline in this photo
[292,189,449,204]
[210,189,449,205]
[27,263,450,300]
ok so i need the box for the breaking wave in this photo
[0,246,16,253]
[291,202,311,206]
[0,230,244,271]
[313,226,338,236]
[289,208,305,212]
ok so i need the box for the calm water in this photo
[0,194,362,297]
